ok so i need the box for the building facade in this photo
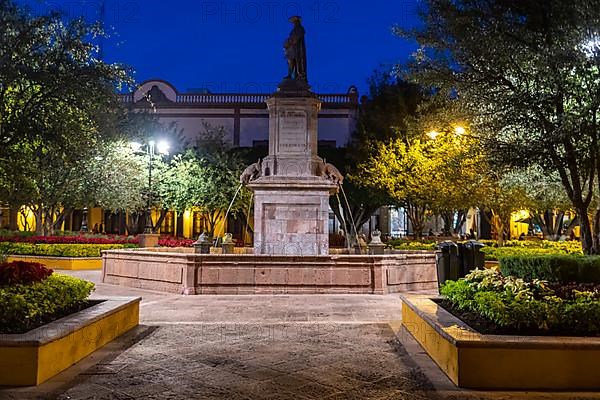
[122,79,359,149]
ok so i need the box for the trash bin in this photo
[435,241,459,291]
[458,240,485,277]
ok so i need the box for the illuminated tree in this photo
[0,1,131,234]
[356,126,487,238]
[401,0,600,253]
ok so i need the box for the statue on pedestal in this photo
[283,16,307,83]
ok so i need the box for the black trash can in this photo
[458,240,485,278]
[435,241,459,291]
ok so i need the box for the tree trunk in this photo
[127,212,141,235]
[406,202,426,238]
[440,211,453,236]
[578,208,594,254]
[593,207,600,253]
[34,206,43,236]
[9,207,18,231]
[565,216,578,238]
[329,195,374,247]
[454,210,467,236]
[53,207,72,233]
[154,209,169,234]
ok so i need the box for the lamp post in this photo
[144,140,156,234]
[131,140,169,240]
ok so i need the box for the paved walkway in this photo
[2,271,600,400]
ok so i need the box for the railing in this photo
[119,92,357,105]
[176,93,270,104]
[119,94,134,103]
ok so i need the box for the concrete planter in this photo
[0,297,140,386]
[7,255,102,270]
[400,294,600,390]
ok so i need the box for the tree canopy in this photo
[0,0,131,234]
[400,0,600,252]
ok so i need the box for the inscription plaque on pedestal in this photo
[278,111,307,154]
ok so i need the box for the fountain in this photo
[101,16,437,295]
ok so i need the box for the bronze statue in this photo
[284,16,307,82]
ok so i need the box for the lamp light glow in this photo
[427,130,440,139]
[157,140,170,155]
[130,141,142,152]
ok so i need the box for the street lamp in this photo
[131,139,170,234]
[426,126,468,139]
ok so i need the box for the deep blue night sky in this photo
[20,0,421,95]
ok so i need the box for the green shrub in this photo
[0,274,95,333]
[387,239,437,250]
[499,255,600,283]
[0,242,136,258]
[0,229,34,238]
[482,246,572,261]
[480,240,582,261]
[441,269,600,335]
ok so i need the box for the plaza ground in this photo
[1,271,599,400]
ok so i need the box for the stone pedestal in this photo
[249,176,336,256]
[246,85,339,256]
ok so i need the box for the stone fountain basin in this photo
[101,248,436,295]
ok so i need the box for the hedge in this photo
[482,246,563,261]
[387,239,437,250]
[499,255,600,283]
[0,242,137,258]
[0,274,95,333]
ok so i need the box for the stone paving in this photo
[2,271,600,400]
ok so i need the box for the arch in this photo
[134,79,178,103]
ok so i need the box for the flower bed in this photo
[0,261,95,334]
[0,234,194,248]
[401,293,600,390]
[440,268,600,336]
[157,237,194,247]
[0,234,137,245]
[0,242,137,257]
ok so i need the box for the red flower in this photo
[0,261,53,286]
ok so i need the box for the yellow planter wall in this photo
[402,295,600,390]
[7,255,102,270]
[0,298,140,386]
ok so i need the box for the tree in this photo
[319,147,388,246]
[401,0,600,253]
[478,170,530,246]
[158,124,250,238]
[0,1,131,234]
[83,142,148,213]
[342,71,426,240]
[356,129,487,238]
[503,166,574,240]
